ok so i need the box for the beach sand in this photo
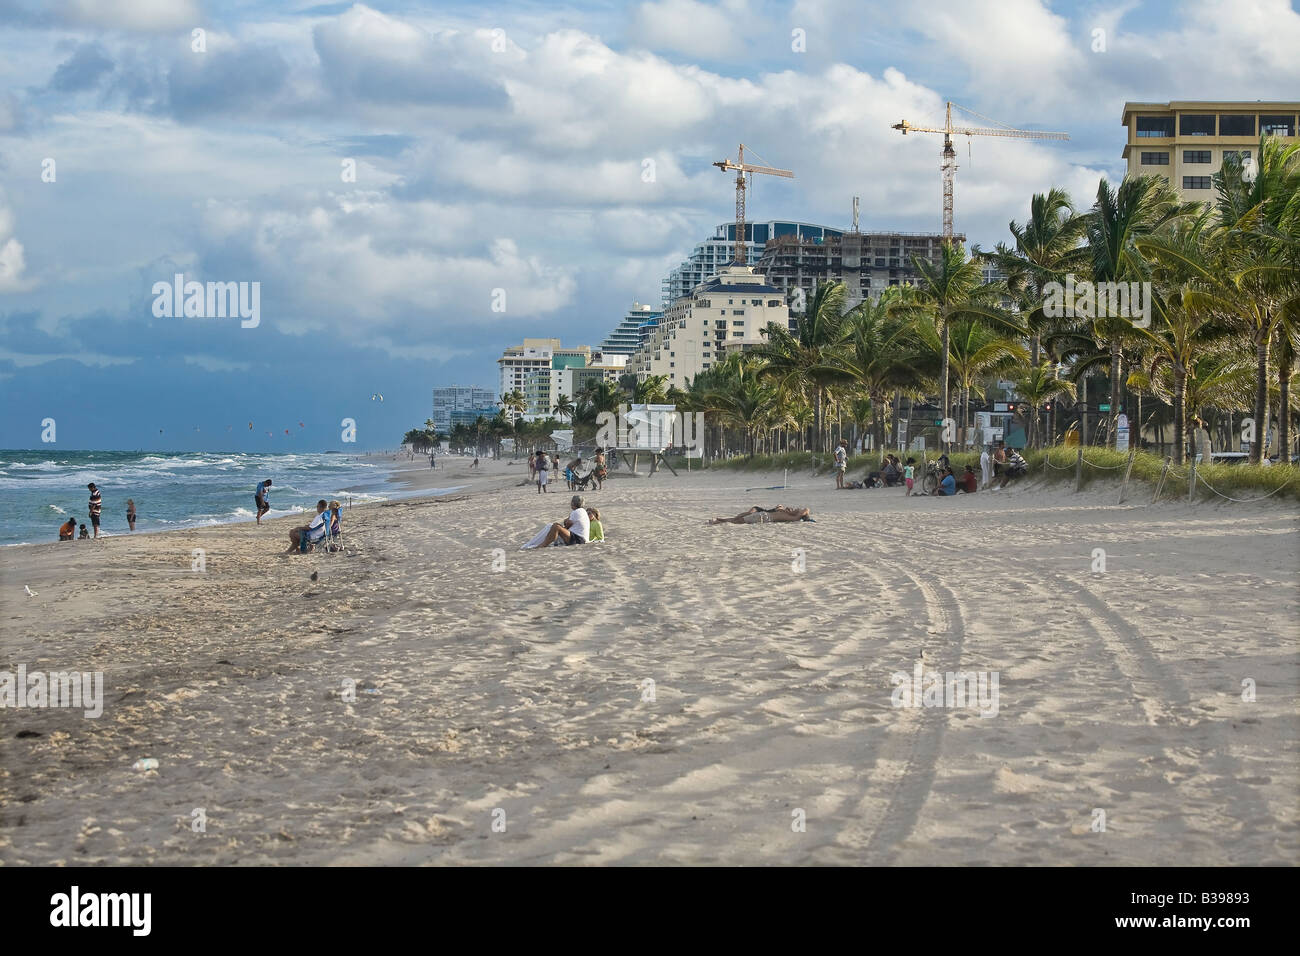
[1,457,1297,865]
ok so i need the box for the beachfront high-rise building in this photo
[498,338,590,414]
[431,385,497,433]
[754,229,960,309]
[662,221,843,307]
[600,302,662,356]
[501,339,628,420]
[630,265,790,386]
[1121,101,1298,201]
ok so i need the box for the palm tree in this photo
[1085,174,1195,446]
[905,242,1019,449]
[633,374,669,404]
[1210,136,1300,462]
[551,394,575,422]
[982,187,1089,366]
[1133,212,1233,462]
[917,317,1028,446]
[500,389,527,424]
[703,354,777,457]
[1012,361,1077,448]
[752,280,852,451]
[836,291,932,451]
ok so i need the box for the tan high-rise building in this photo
[1121,101,1298,201]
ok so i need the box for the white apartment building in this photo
[631,266,790,386]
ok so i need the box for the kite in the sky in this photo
[298,421,305,428]
[371,393,383,402]
[284,429,290,435]
[248,422,254,430]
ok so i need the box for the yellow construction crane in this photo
[713,144,794,265]
[892,102,1069,242]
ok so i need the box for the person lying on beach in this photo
[287,500,329,553]
[59,517,76,540]
[521,495,590,549]
[708,505,811,525]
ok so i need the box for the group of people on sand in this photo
[57,483,135,540]
[529,448,606,493]
[521,494,605,548]
[833,440,1028,495]
[286,499,343,554]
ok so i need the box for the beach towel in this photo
[521,524,552,550]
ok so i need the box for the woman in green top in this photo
[586,507,604,541]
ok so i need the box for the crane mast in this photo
[893,101,1069,243]
[713,144,794,266]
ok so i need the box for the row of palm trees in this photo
[673,135,1298,465]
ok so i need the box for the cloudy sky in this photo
[1,0,1298,449]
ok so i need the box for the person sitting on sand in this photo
[992,449,1028,490]
[586,507,604,541]
[525,495,590,548]
[59,516,76,540]
[287,500,330,553]
[937,468,957,496]
[882,455,902,486]
[709,505,811,525]
[78,523,90,539]
[957,465,978,493]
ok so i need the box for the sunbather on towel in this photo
[709,505,811,525]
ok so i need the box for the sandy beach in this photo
[1,458,1296,866]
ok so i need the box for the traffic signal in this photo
[1007,403,1017,413]
[1044,402,1053,412]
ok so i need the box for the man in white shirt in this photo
[536,495,590,547]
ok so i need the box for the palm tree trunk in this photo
[1078,374,1089,445]
[1279,351,1292,464]
[1109,337,1121,448]
[1173,368,1187,466]
[1251,336,1269,465]
[940,321,951,451]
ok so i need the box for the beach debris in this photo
[16,729,42,739]
[24,585,37,597]
[131,758,159,772]
[310,571,318,582]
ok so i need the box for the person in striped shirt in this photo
[87,483,103,538]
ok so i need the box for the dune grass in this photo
[703,447,1300,502]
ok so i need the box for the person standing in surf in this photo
[255,479,273,524]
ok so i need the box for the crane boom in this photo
[891,102,1069,240]
[713,143,794,265]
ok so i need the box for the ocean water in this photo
[0,450,438,547]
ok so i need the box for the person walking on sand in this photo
[87,483,102,538]
[126,498,136,531]
[255,478,273,524]
[536,451,549,493]
[834,439,848,488]
[904,457,916,496]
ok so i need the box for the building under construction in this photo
[754,229,961,308]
